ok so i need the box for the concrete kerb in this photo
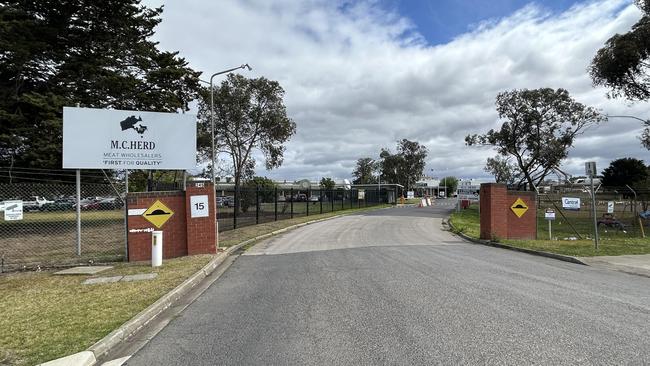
[444,218,587,266]
[41,204,396,366]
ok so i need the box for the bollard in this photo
[152,231,163,267]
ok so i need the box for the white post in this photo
[76,169,81,256]
[152,231,163,267]
[591,176,599,249]
[548,219,552,240]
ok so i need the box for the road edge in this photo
[443,218,587,266]
[39,205,395,366]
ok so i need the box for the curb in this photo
[40,205,395,366]
[444,219,587,266]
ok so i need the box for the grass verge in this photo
[449,205,650,257]
[0,255,213,366]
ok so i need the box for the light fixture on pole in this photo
[204,64,252,248]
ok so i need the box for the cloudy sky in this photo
[146,0,648,182]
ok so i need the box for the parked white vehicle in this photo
[22,196,54,211]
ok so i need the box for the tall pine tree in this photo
[0,0,202,182]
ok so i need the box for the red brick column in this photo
[185,183,217,255]
[480,184,508,240]
[479,183,537,241]
[127,191,188,262]
[506,191,537,240]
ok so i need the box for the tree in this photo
[319,177,336,190]
[0,1,202,182]
[590,1,650,149]
[197,74,296,204]
[379,139,428,192]
[240,176,277,213]
[352,158,377,184]
[398,139,428,191]
[441,176,459,197]
[466,88,605,191]
[601,157,648,187]
[590,1,650,101]
[484,156,520,185]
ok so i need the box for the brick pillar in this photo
[506,191,537,240]
[480,183,508,240]
[480,184,537,241]
[127,191,187,262]
[185,183,217,255]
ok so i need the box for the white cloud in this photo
[147,0,648,181]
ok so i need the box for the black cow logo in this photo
[120,115,148,137]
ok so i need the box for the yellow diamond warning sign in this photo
[142,200,174,228]
[510,198,529,218]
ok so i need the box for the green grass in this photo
[219,204,392,247]
[0,210,123,227]
[0,255,213,366]
[449,205,650,257]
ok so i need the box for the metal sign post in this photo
[545,209,555,240]
[76,169,81,256]
[586,162,599,250]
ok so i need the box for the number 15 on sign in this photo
[190,195,209,218]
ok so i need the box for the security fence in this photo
[215,187,391,232]
[0,181,126,272]
[537,186,649,240]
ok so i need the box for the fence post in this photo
[320,189,323,214]
[274,187,278,221]
[234,188,238,229]
[76,169,81,256]
[331,190,334,212]
[306,188,310,216]
[256,185,260,225]
[124,169,129,261]
[290,188,294,219]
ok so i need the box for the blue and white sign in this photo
[562,197,581,210]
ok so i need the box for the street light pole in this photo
[203,64,251,248]
[209,64,252,189]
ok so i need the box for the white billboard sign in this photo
[562,197,581,210]
[63,107,196,169]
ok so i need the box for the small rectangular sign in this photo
[190,195,209,218]
[358,190,365,200]
[607,201,614,214]
[3,200,23,221]
[128,208,147,216]
[545,209,556,220]
[562,197,581,210]
[407,191,414,199]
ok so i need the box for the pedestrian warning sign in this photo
[142,200,174,228]
[510,198,528,218]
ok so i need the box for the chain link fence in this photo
[0,181,126,272]
[537,185,650,240]
[215,187,390,232]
